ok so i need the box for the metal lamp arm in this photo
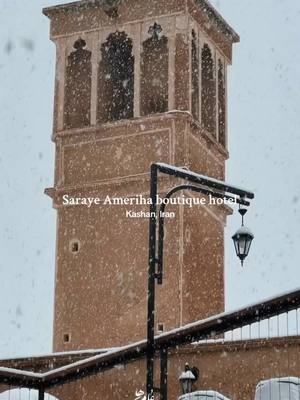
[157,184,249,284]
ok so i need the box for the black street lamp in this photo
[146,163,254,400]
[232,207,254,266]
[179,364,199,394]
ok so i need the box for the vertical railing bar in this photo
[160,348,168,400]
[38,387,45,400]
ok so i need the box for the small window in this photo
[63,333,70,343]
[69,240,80,254]
[157,323,164,333]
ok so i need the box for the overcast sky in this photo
[0,0,299,359]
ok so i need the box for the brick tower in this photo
[43,0,239,352]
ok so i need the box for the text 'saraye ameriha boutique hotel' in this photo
[1,1,300,400]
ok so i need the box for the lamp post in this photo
[146,163,254,400]
[179,364,199,394]
[179,370,195,395]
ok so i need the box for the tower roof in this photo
[195,0,239,42]
[43,0,239,43]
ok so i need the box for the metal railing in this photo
[1,286,300,398]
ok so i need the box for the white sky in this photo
[0,0,299,359]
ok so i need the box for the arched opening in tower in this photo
[201,44,216,136]
[97,31,134,123]
[140,25,169,116]
[218,59,226,147]
[64,38,92,130]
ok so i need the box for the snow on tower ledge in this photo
[42,0,239,62]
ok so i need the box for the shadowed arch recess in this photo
[64,38,92,130]
[97,31,134,123]
[201,43,216,136]
[140,23,169,116]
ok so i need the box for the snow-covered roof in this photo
[255,377,300,400]
[42,0,239,43]
[0,389,59,400]
[179,370,196,381]
[195,0,239,42]
[0,347,116,362]
[232,225,254,238]
[179,390,231,400]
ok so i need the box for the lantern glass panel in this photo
[245,237,253,256]
[233,237,239,256]
[239,235,247,255]
[181,379,193,394]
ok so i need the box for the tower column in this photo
[55,39,66,132]
[168,19,175,111]
[90,31,99,126]
[133,23,141,118]
[174,15,189,111]
[215,49,219,141]
[198,32,203,125]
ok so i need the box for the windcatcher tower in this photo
[43,0,239,352]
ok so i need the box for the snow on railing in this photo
[1,287,300,392]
